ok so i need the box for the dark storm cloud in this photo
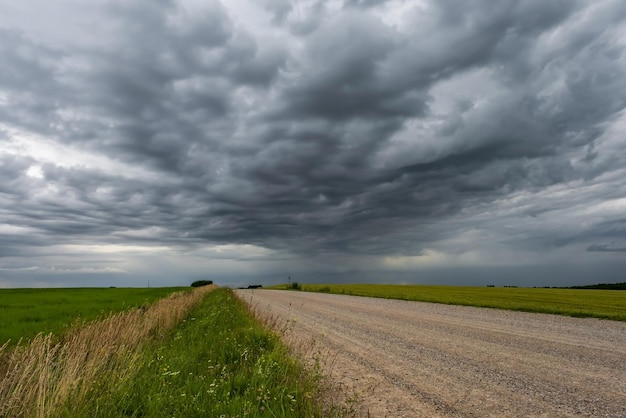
[279,12,427,120]
[1,0,625,286]
[0,29,67,137]
[61,1,287,176]
[587,244,626,253]
[224,0,626,256]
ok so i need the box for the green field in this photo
[0,287,187,345]
[274,283,626,322]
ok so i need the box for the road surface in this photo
[236,289,626,417]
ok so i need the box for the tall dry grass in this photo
[0,285,215,418]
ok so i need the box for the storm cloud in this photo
[1,0,625,287]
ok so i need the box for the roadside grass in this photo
[0,287,187,346]
[271,283,626,322]
[65,288,332,417]
[0,286,213,417]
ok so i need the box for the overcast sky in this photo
[1,0,625,288]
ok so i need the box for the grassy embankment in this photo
[0,287,336,417]
[0,287,187,346]
[272,283,626,322]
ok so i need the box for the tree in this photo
[191,280,213,287]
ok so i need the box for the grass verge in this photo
[0,287,187,346]
[272,283,626,322]
[0,286,213,417]
[61,288,332,417]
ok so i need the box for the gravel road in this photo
[236,289,626,417]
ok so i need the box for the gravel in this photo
[236,289,626,417]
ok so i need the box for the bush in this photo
[191,280,213,288]
[289,282,301,290]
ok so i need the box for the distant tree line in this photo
[569,282,626,290]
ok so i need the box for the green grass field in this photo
[0,287,187,345]
[273,283,626,322]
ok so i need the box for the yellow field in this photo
[274,283,626,321]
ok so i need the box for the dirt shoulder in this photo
[236,289,626,417]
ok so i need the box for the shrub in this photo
[191,280,213,288]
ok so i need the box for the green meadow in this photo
[276,283,626,322]
[0,287,187,345]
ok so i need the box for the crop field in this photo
[0,287,188,345]
[276,283,626,321]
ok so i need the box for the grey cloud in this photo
[343,0,389,8]
[287,1,330,36]
[212,0,625,256]
[1,0,625,286]
[587,244,626,253]
[43,1,284,174]
[0,29,66,136]
[281,12,423,120]
[259,0,293,24]
[0,29,61,93]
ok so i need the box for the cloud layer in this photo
[1,0,625,287]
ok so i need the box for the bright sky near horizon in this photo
[1,0,625,288]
